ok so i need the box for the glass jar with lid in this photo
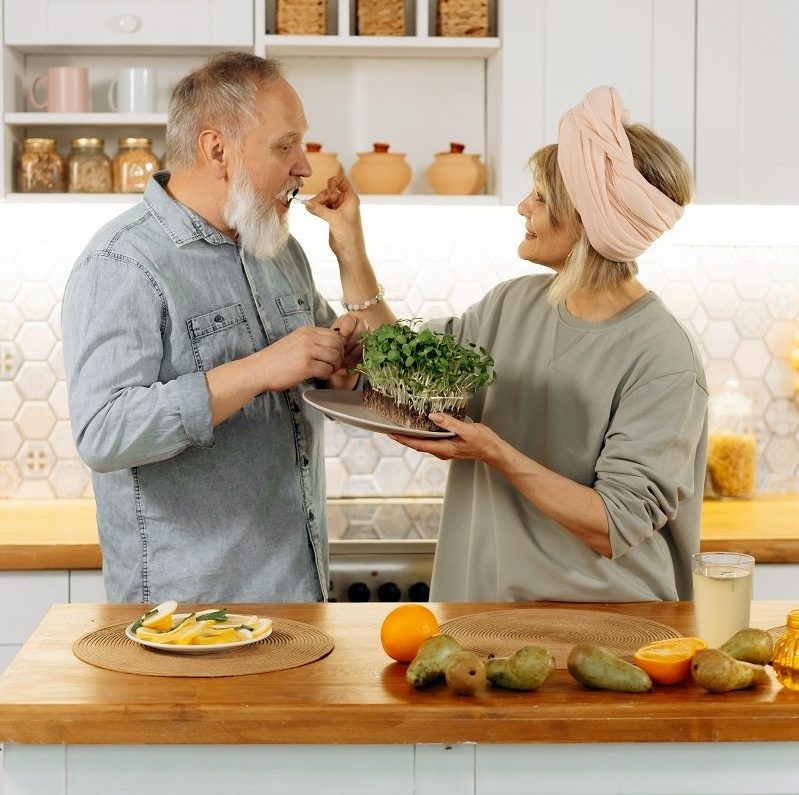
[113,137,160,193]
[706,378,758,498]
[773,608,799,691]
[67,137,112,193]
[16,137,65,193]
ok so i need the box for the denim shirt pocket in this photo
[187,303,257,371]
[276,292,313,334]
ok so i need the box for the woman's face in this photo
[516,185,578,269]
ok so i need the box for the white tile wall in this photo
[0,201,797,499]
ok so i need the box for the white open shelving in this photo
[5,112,168,126]
[2,0,507,203]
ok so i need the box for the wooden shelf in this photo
[259,34,500,58]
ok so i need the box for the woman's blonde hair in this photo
[165,51,284,171]
[530,124,695,305]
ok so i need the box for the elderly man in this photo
[61,52,371,604]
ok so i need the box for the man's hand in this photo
[327,313,367,389]
[257,326,345,392]
[331,313,368,372]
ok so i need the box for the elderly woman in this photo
[308,86,707,603]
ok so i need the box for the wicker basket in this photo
[357,0,405,36]
[276,0,326,35]
[437,0,490,37]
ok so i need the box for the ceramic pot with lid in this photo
[302,142,344,195]
[426,142,486,195]
[350,143,412,194]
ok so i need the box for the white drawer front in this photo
[69,569,107,603]
[5,0,253,47]
[0,570,68,645]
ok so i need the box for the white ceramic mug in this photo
[29,66,89,113]
[108,67,156,113]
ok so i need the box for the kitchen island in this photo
[0,601,797,795]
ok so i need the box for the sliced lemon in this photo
[140,599,178,628]
[136,612,198,643]
[251,618,273,640]
[192,627,239,645]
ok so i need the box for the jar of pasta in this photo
[67,138,112,193]
[113,137,160,193]
[706,379,757,498]
[17,137,64,193]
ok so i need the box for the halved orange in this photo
[632,637,707,685]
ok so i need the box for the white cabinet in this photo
[4,0,253,48]
[696,0,799,203]
[0,570,68,671]
[492,0,695,205]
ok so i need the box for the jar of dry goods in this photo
[113,137,160,193]
[17,137,65,193]
[67,137,112,193]
[706,378,757,498]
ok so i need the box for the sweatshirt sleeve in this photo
[62,253,214,474]
[594,370,708,559]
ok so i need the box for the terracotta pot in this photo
[350,142,412,194]
[426,142,486,195]
[302,142,344,194]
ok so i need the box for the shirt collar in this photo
[144,171,231,248]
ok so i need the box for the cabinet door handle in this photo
[108,13,142,34]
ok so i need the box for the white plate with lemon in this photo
[125,600,274,654]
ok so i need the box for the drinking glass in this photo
[691,551,754,648]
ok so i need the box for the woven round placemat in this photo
[73,617,334,677]
[440,608,682,669]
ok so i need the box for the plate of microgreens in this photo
[125,600,273,653]
[304,320,495,438]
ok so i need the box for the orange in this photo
[380,604,440,662]
[632,637,707,685]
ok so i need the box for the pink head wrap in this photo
[557,86,684,262]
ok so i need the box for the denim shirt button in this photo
[308,510,315,521]
[301,456,309,468]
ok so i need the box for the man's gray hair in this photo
[165,51,284,171]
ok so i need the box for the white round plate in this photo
[125,614,273,654]
[302,389,457,438]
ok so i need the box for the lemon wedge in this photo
[140,599,178,631]
[192,627,239,645]
[136,613,199,643]
[251,618,273,639]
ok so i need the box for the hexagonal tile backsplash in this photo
[0,202,797,500]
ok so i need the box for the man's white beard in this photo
[222,168,291,260]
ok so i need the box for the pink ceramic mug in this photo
[28,66,89,112]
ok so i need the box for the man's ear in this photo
[197,129,229,180]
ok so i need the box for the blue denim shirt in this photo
[62,173,336,604]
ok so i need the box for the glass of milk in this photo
[691,552,755,648]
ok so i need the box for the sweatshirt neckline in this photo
[557,290,659,331]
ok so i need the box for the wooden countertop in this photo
[1,496,799,569]
[0,601,797,745]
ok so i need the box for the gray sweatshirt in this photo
[427,274,708,603]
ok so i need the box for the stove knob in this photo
[377,582,401,602]
[347,582,372,602]
[408,582,430,602]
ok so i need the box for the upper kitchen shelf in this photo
[259,35,500,58]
